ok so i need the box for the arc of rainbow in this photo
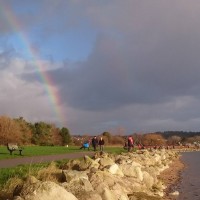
[0,2,66,127]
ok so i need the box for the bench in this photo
[7,143,23,155]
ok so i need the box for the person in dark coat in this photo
[98,137,105,152]
[92,136,98,151]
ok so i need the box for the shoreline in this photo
[159,153,185,200]
[1,150,187,200]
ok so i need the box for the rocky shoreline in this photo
[159,154,185,200]
[11,149,181,200]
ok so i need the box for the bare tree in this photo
[167,135,182,145]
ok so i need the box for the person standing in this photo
[92,136,98,151]
[128,136,134,152]
[98,137,105,152]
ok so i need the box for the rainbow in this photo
[0,2,66,127]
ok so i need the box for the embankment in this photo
[9,149,180,200]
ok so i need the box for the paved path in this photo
[0,152,95,169]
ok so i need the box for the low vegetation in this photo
[0,162,63,199]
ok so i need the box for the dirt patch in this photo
[159,155,185,200]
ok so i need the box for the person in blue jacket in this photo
[80,141,90,150]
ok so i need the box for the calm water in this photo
[177,151,200,200]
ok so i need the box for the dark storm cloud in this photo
[53,6,200,111]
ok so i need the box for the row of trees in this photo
[1,115,200,147]
[0,116,71,146]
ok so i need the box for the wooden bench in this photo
[7,143,23,155]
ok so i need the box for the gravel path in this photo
[0,151,95,169]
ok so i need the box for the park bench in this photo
[7,143,23,155]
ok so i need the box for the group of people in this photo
[80,135,140,153]
[124,136,145,151]
[80,136,105,152]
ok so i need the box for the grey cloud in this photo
[54,27,200,111]
[45,0,200,115]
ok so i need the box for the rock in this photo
[119,164,143,181]
[169,190,179,196]
[62,170,88,182]
[19,180,78,200]
[62,176,93,198]
[13,196,24,200]
[63,159,81,170]
[106,164,124,177]
[142,171,154,188]
[128,196,137,200]
[79,155,100,170]
[89,171,116,194]
[102,188,117,200]
[99,157,115,167]
[80,192,103,200]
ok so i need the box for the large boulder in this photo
[119,164,143,181]
[62,170,89,182]
[62,178,93,198]
[101,188,117,200]
[142,171,155,188]
[18,180,78,200]
[106,164,124,177]
[99,157,115,168]
[89,171,116,194]
[79,155,100,170]
[62,159,81,170]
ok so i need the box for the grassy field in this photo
[0,145,81,160]
[0,145,126,160]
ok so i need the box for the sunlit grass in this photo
[0,145,86,160]
[0,145,126,160]
[0,161,68,199]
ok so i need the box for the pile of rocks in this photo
[13,149,179,200]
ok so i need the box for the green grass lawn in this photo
[0,145,80,160]
[0,145,126,160]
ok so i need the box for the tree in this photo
[102,131,112,144]
[142,133,166,146]
[167,135,182,145]
[51,125,62,146]
[0,116,22,144]
[14,117,32,144]
[32,122,53,145]
[60,127,71,145]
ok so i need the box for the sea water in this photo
[177,151,200,200]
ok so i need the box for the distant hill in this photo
[159,131,200,139]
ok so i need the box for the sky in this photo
[1,0,200,135]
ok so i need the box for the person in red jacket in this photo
[128,136,134,152]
